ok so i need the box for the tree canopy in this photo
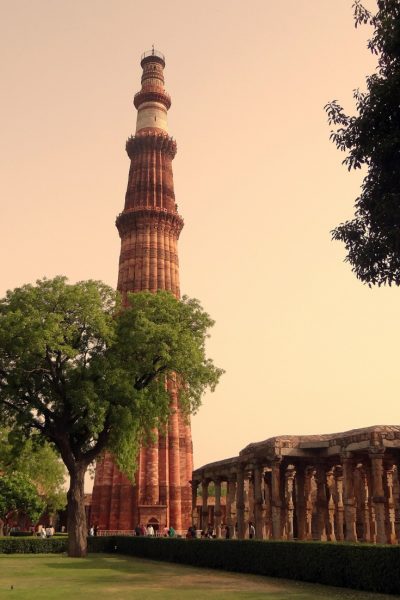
[326,0,400,285]
[0,277,223,555]
[0,472,44,536]
[0,428,66,515]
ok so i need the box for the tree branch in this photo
[80,416,112,466]
[0,397,27,415]
[134,364,168,390]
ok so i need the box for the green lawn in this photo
[0,554,394,600]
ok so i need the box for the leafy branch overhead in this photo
[325,0,400,286]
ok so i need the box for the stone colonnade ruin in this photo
[192,426,400,543]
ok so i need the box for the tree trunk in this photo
[67,465,87,557]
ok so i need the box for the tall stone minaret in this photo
[91,49,193,533]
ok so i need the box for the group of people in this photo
[186,525,197,538]
[190,521,256,540]
[134,523,154,536]
[37,525,55,538]
[225,521,255,539]
[134,523,176,537]
[88,525,99,536]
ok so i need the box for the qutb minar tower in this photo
[91,49,193,532]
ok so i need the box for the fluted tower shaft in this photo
[91,50,193,533]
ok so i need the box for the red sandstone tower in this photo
[91,49,193,533]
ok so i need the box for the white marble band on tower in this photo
[136,101,168,133]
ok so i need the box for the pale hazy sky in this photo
[2,0,397,475]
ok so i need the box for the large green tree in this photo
[326,0,400,285]
[0,277,223,556]
[0,472,44,536]
[0,429,67,517]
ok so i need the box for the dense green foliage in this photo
[0,536,67,553]
[0,473,45,534]
[0,277,222,477]
[0,277,222,556]
[326,0,400,285]
[0,428,66,514]
[87,537,400,595]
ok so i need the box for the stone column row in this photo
[192,452,400,543]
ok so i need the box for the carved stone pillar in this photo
[366,464,377,543]
[236,466,245,539]
[285,467,295,540]
[295,464,307,540]
[191,480,199,528]
[334,466,344,541]
[246,474,253,534]
[253,465,264,539]
[342,453,357,542]
[214,478,222,539]
[393,466,400,541]
[226,474,236,539]
[315,464,328,541]
[201,479,209,532]
[263,471,272,540]
[385,467,397,544]
[370,450,386,544]
[208,504,213,527]
[326,469,336,542]
[361,467,371,542]
[305,467,314,540]
[271,459,282,539]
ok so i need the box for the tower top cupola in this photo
[141,47,165,69]
[134,48,171,134]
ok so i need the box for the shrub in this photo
[88,537,400,595]
[0,537,67,554]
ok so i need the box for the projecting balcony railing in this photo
[141,49,165,62]
[133,88,171,110]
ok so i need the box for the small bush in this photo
[0,537,67,554]
[88,537,400,595]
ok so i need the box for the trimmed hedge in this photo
[88,536,400,595]
[0,537,67,554]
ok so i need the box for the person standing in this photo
[249,522,255,539]
[168,526,176,537]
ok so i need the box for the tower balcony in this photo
[115,206,184,238]
[126,131,177,159]
[134,88,171,110]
